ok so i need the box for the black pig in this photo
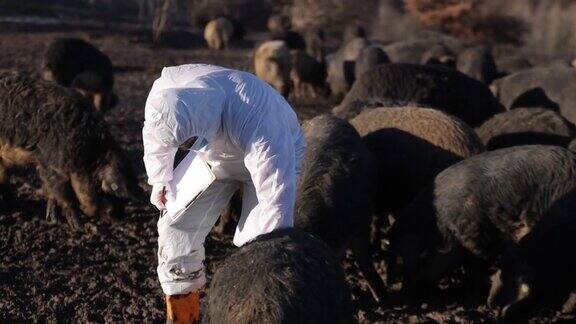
[207,228,353,324]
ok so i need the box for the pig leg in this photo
[308,83,318,98]
[0,159,7,184]
[93,91,115,112]
[370,213,393,249]
[38,166,81,230]
[501,292,540,321]
[213,187,242,235]
[425,244,466,284]
[303,82,311,98]
[462,256,491,305]
[408,243,466,298]
[292,77,301,100]
[350,235,388,304]
[213,203,232,235]
[562,291,576,314]
[70,172,100,218]
[70,172,119,221]
[0,160,9,207]
[45,198,59,224]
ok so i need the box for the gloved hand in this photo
[150,182,174,211]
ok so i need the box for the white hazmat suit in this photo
[142,64,305,295]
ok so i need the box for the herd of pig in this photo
[2,14,576,323]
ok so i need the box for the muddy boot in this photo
[166,291,201,324]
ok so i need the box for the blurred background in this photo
[2,0,576,57]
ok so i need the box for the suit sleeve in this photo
[241,118,299,242]
[142,121,178,185]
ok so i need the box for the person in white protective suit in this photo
[142,64,305,323]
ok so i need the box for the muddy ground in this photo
[0,18,572,323]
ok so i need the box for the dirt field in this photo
[0,18,572,323]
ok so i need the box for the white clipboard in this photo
[164,150,216,221]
